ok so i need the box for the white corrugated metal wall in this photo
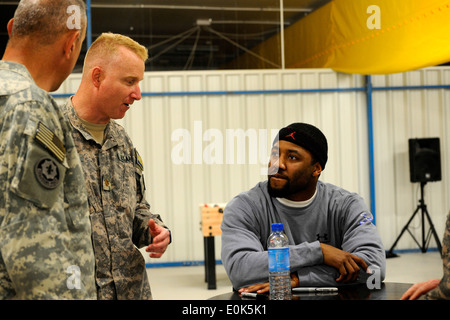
[372,68,450,252]
[54,67,450,265]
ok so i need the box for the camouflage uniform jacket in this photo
[426,213,450,300]
[62,99,169,300]
[0,61,96,299]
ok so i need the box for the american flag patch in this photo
[34,122,66,163]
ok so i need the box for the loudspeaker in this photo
[409,138,441,183]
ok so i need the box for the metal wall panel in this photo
[53,67,450,264]
[372,68,450,252]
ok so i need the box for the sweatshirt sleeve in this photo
[221,195,270,290]
[293,193,386,287]
[339,194,386,283]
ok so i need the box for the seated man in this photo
[221,122,386,293]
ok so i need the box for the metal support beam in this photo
[86,0,92,48]
[365,75,377,225]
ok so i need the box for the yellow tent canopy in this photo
[230,0,450,75]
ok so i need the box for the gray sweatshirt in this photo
[221,180,386,289]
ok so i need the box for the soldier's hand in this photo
[400,279,440,300]
[145,219,170,258]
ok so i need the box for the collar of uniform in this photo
[0,61,34,82]
[64,97,97,143]
[0,61,35,94]
[64,97,123,150]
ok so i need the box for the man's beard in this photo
[267,170,312,199]
[267,176,292,198]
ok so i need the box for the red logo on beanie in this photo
[285,132,296,140]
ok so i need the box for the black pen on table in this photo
[292,287,338,293]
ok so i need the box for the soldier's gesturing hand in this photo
[145,219,171,258]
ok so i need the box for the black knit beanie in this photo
[273,122,328,170]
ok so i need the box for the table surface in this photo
[208,282,416,300]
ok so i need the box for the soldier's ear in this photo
[63,30,80,60]
[7,18,14,37]
[91,67,102,88]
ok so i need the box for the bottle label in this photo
[268,247,290,272]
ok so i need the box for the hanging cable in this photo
[148,26,199,63]
[184,27,201,70]
[148,26,198,51]
[146,23,282,68]
[204,26,281,68]
[210,27,280,39]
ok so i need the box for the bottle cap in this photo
[271,223,283,231]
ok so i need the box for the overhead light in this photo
[196,19,212,26]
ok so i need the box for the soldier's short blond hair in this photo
[84,33,148,72]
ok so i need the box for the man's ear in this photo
[63,30,80,59]
[7,18,14,37]
[312,162,322,177]
[91,67,102,88]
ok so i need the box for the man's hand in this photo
[145,219,170,258]
[239,282,270,294]
[320,243,368,283]
[400,279,440,300]
[238,273,299,294]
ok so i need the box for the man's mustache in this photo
[268,173,289,180]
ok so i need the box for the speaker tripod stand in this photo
[386,182,443,258]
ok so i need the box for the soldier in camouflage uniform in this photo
[0,0,96,299]
[401,213,450,300]
[62,33,171,300]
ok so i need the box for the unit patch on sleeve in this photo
[34,158,61,189]
[135,148,144,171]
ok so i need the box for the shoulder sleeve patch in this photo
[135,148,144,171]
[34,121,66,163]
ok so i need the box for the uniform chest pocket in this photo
[112,154,137,210]
[11,142,67,209]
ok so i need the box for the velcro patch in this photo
[34,122,65,163]
[135,148,144,171]
[34,158,61,189]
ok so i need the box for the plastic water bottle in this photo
[268,223,291,300]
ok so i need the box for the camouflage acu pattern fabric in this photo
[62,99,169,300]
[0,61,96,299]
[426,213,450,300]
